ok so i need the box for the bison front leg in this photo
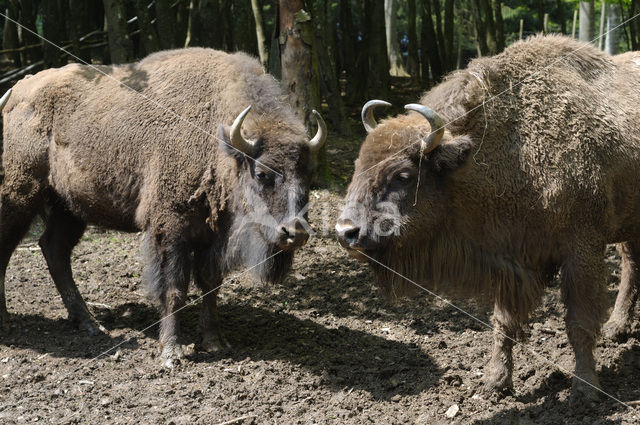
[143,232,191,368]
[483,303,522,395]
[603,242,639,341]
[193,249,229,352]
[560,246,608,405]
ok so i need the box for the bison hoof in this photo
[483,369,513,395]
[602,319,630,342]
[201,333,231,353]
[570,378,601,408]
[73,315,107,336]
[160,344,184,369]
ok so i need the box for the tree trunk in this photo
[432,0,447,67]
[3,3,21,67]
[279,0,321,133]
[17,0,41,64]
[579,1,595,42]
[556,0,566,34]
[421,0,442,87]
[493,0,505,51]
[605,3,620,54]
[251,0,269,67]
[599,1,606,49]
[630,0,639,50]
[368,0,390,98]
[340,0,359,104]
[470,0,488,56]
[481,0,497,54]
[443,0,455,69]
[103,0,134,64]
[185,0,197,47]
[407,0,420,80]
[42,0,66,67]
[199,0,222,48]
[384,0,409,76]
[135,0,159,54]
[536,0,545,32]
[155,0,176,49]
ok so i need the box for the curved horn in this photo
[404,103,445,152]
[361,99,391,133]
[229,105,255,155]
[0,88,11,111]
[308,110,327,153]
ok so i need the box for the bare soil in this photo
[1,128,640,424]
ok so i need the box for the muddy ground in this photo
[2,112,640,424]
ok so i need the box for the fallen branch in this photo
[214,415,257,425]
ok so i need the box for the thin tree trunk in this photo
[556,0,566,34]
[17,0,41,64]
[599,1,606,49]
[42,0,65,67]
[340,0,359,104]
[579,1,595,42]
[3,3,21,67]
[432,0,447,66]
[407,0,420,80]
[481,0,497,54]
[630,0,639,50]
[421,0,442,87]
[135,0,160,54]
[368,0,390,98]
[385,0,409,76]
[185,0,197,47]
[470,0,488,55]
[605,3,620,54]
[103,0,134,64]
[155,0,176,49]
[443,0,454,69]
[251,0,268,67]
[199,0,222,48]
[493,0,505,51]
[572,9,578,38]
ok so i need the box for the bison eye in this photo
[255,170,274,185]
[392,171,413,186]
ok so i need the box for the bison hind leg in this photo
[560,243,608,406]
[603,241,640,341]
[39,202,105,335]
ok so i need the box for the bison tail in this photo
[0,88,12,111]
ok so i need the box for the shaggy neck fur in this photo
[372,227,547,320]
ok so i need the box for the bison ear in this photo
[429,135,474,173]
[218,124,246,162]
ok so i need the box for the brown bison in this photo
[336,35,640,403]
[0,48,326,366]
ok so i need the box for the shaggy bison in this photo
[0,48,326,366]
[336,35,640,403]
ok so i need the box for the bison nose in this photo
[277,219,309,250]
[336,220,360,247]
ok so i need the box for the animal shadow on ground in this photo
[471,349,640,424]
[0,312,138,359]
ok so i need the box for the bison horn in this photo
[361,99,391,133]
[229,105,255,155]
[0,88,11,111]
[308,110,327,153]
[404,104,445,151]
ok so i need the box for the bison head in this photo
[336,100,473,263]
[216,106,326,282]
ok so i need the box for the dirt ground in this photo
[2,120,640,424]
